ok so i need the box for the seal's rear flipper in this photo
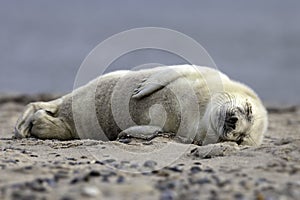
[117,125,175,141]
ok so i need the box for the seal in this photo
[14,65,268,146]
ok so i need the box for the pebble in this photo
[54,170,70,180]
[156,180,177,191]
[152,169,170,177]
[116,176,125,184]
[89,170,101,177]
[193,162,202,165]
[60,195,74,200]
[203,168,214,173]
[66,157,77,161]
[166,166,183,173]
[144,160,157,168]
[130,163,139,168]
[81,186,100,197]
[142,141,153,145]
[11,190,37,200]
[192,177,211,185]
[103,159,116,164]
[118,138,132,144]
[234,193,244,199]
[90,160,104,165]
[160,190,175,200]
[190,166,202,174]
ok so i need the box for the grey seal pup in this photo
[14,65,268,146]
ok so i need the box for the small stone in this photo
[234,193,244,199]
[130,163,139,168]
[204,168,214,173]
[193,162,202,165]
[166,166,182,173]
[60,195,74,200]
[11,190,37,200]
[103,159,116,164]
[196,178,211,185]
[152,170,170,177]
[116,176,125,184]
[190,166,202,174]
[55,170,70,180]
[90,160,104,165]
[118,138,132,144]
[144,160,157,168]
[28,181,47,192]
[68,161,77,166]
[70,177,81,184]
[89,170,101,177]
[142,141,153,145]
[160,190,174,200]
[101,176,109,182]
[66,157,77,161]
[256,192,265,200]
[81,186,100,197]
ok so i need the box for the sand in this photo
[0,94,299,200]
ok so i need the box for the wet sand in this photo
[0,94,299,200]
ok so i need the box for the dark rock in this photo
[160,190,174,200]
[234,193,244,200]
[116,176,125,184]
[193,162,202,165]
[192,177,211,185]
[103,159,116,164]
[11,190,37,200]
[156,180,176,191]
[66,157,77,161]
[118,138,132,144]
[166,166,183,173]
[203,168,214,173]
[130,163,139,168]
[190,166,202,174]
[54,170,70,180]
[142,141,153,145]
[89,170,101,177]
[144,160,157,168]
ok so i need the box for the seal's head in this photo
[208,92,268,146]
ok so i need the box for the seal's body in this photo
[15,65,268,146]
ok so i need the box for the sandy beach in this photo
[0,94,299,200]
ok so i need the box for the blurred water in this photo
[0,0,299,104]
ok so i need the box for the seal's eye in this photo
[236,138,243,145]
[225,116,238,130]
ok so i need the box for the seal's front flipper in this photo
[132,65,200,99]
[132,81,164,99]
[117,125,175,141]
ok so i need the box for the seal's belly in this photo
[94,69,183,140]
[95,70,200,140]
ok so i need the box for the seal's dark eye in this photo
[225,116,238,130]
[237,138,243,145]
